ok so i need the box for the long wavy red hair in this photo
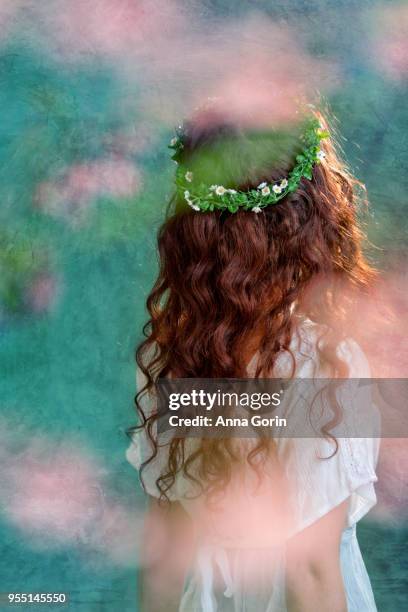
[130,108,375,503]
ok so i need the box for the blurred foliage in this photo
[0,48,171,315]
[0,230,49,318]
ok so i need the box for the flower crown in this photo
[169,117,329,213]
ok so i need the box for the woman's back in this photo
[127,106,379,611]
[128,321,379,611]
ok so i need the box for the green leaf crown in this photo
[169,117,329,214]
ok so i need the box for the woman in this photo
[127,106,379,611]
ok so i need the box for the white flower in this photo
[184,189,200,211]
[252,206,262,213]
[215,185,227,196]
[272,184,282,194]
[170,137,178,146]
[280,179,288,189]
[261,186,271,196]
[185,171,193,182]
[257,182,267,189]
[209,185,218,191]
[317,150,326,161]
[228,189,237,194]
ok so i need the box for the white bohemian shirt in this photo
[127,321,379,611]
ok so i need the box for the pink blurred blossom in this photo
[187,464,293,551]
[198,19,338,128]
[35,158,142,223]
[3,443,106,540]
[95,501,143,566]
[351,271,408,377]
[44,0,186,62]
[371,4,408,80]
[372,438,408,523]
[139,16,339,128]
[0,429,142,566]
[38,3,340,130]
[66,159,141,199]
[26,272,59,314]
[303,269,408,378]
[103,124,160,156]
[0,0,23,40]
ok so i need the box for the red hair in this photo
[131,110,376,503]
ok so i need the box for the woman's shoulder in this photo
[336,337,371,377]
[291,318,371,378]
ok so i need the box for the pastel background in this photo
[1,1,407,610]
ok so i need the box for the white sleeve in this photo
[286,338,380,534]
[338,338,380,524]
[287,435,378,534]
